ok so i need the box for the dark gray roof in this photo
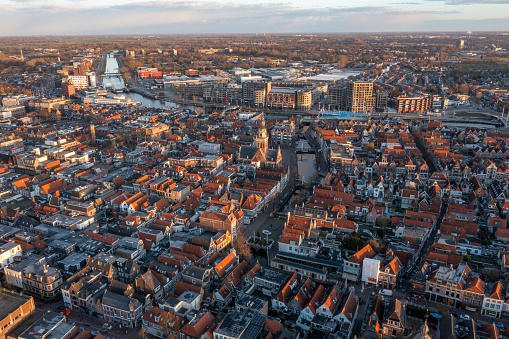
[215,311,255,338]
[13,215,41,229]
[438,315,476,339]
[236,295,267,313]
[265,148,279,162]
[182,265,207,280]
[239,145,259,160]
[101,290,141,311]
[19,311,65,339]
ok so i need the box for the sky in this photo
[0,0,508,36]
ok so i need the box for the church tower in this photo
[255,114,269,153]
[90,124,96,144]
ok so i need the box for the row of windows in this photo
[464,298,482,306]
[485,303,502,310]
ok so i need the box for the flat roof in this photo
[269,88,297,94]
[256,268,289,283]
[276,251,342,268]
[0,289,32,321]
[271,258,327,275]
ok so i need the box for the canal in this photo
[102,54,192,109]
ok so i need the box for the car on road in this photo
[459,314,470,321]
[493,322,504,329]
[262,230,272,236]
[102,323,112,331]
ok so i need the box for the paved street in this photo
[243,141,298,239]
[34,299,142,339]
[303,128,327,175]
[351,284,377,337]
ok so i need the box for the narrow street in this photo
[404,199,449,278]
[34,299,142,339]
[351,285,377,337]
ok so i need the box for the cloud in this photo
[425,0,509,4]
[0,0,504,35]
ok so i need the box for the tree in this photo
[344,233,363,251]
[458,83,469,95]
[338,55,348,68]
[365,142,375,152]
[122,71,132,85]
[367,239,383,253]
[233,231,252,261]
[158,310,180,339]
[375,216,391,229]
[485,269,501,283]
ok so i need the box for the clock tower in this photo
[256,114,269,153]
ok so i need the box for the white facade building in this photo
[0,242,22,269]
[362,257,381,285]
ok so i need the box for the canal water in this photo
[102,54,190,109]
[125,92,185,109]
[102,54,125,91]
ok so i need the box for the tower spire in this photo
[256,113,268,153]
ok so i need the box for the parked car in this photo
[493,322,504,329]
[459,314,470,321]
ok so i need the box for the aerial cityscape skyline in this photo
[0,1,509,337]
[0,0,509,35]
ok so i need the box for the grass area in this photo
[454,112,488,118]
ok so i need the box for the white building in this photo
[482,282,504,318]
[68,72,97,89]
[362,257,382,286]
[198,142,222,155]
[0,106,25,118]
[68,75,89,89]
[4,256,45,289]
[0,242,22,269]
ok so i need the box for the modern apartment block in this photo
[327,81,386,113]
[396,95,433,113]
[345,81,375,113]
[266,88,312,110]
